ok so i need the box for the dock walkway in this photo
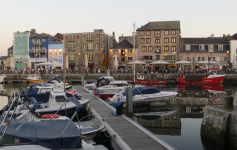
[74,86,175,150]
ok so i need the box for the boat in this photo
[0,97,99,149]
[6,88,90,117]
[26,73,47,83]
[108,86,178,103]
[130,73,168,84]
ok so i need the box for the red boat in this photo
[130,73,168,84]
[177,69,225,84]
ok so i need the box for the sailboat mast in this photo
[133,23,136,82]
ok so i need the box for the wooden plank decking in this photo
[74,86,175,150]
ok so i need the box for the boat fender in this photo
[42,114,59,119]
[164,75,168,79]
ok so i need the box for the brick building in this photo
[63,30,116,70]
[136,21,181,66]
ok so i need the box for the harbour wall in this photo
[2,73,237,84]
[201,106,237,148]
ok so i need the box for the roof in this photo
[8,45,13,50]
[54,33,63,40]
[0,56,10,60]
[137,21,180,31]
[30,33,61,41]
[111,39,133,49]
[180,38,229,45]
[232,33,237,40]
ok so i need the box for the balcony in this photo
[29,49,47,53]
[87,49,94,51]
[33,41,41,46]
[30,58,47,62]
[68,48,75,51]
[87,38,94,41]
[69,59,75,62]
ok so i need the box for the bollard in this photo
[126,87,133,117]
[82,75,84,87]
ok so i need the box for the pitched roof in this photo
[8,46,13,50]
[54,33,63,40]
[111,39,133,49]
[180,38,229,45]
[0,56,10,60]
[232,33,237,40]
[30,33,61,41]
[137,21,180,31]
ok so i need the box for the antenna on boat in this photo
[133,22,136,82]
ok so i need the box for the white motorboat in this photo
[108,87,178,103]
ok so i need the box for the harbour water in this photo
[0,83,236,150]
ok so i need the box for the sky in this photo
[0,0,237,56]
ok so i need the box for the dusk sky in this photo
[1,0,236,56]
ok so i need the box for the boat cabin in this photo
[136,73,144,80]
[96,76,115,87]
[26,74,41,80]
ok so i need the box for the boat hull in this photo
[177,75,225,84]
[28,79,48,83]
[99,93,114,99]
[130,78,167,84]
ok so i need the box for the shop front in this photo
[69,63,75,70]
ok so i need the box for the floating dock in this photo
[74,86,176,150]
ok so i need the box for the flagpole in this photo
[133,23,136,82]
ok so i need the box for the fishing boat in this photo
[25,73,47,83]
[177,68,225,84]
[108,86,178,103]
[130,73,168,84]
[0,97,100,149]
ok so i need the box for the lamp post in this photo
[173,51,176,73]
[78,53,80,72]
[19,56,21,70]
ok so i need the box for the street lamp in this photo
[78,53,80,70]
[173,51,176,72]
[19,56,21,69]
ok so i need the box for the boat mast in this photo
[63,53,66,91]
[133,23,136,82]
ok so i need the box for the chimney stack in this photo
[31,29,36,34]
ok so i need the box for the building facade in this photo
[14,31,30,70]
[136,21,181,66]
[48,44,64,68]
[29,30,62,67]
[178,37,230,70]
[109,39,134,68]
[230,33,237,68]
[63,29,116,70]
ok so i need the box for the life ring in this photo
[164,75,168,79]
[42,114,59,119]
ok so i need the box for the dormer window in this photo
[218,45,223,50]
[199,45,204,50]
[208,45,214,52]
[185,45,190,51]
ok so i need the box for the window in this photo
[199,45,204,50]
[171,30,176,35]
[32,47,35,50]
[193,57,195,61]
[83,44,86,49]
[128,57,132,60]
[42,46,45,50]
[164,46,169,51]
[155,39,160,43]
[83,35,86,39]
[164,55,176,60]
[171,46,176,52]
[164,38,169,43]
[54,50,57,58]
[171,38,176,43]
[32,39,35,43]
[114,50,118,53]
[165,122,170,127]
[171,122,177,127]
[155,46,161,53]
[142,46,147,52]
[121,57,125,61]
[208,45,214,52]
[187,57,190,61]
[54,58,57,62]
[185,45,190,51]
[202,57,205,61]
[69,44,74,50]
[142,56,152,60]
[211,57,215,61]
[77,35,79,39]
[88,53,93,60]
[140,31,144,36]
[42,38,45,42]
[88,43,93,50]
[87,34,94,40]
[95,34,99,38]
[140,38,144,44]
[59,50,62,56]
[208,57,211,61]
[69,54,75,61]
[59,59,62,63]
[156,55,160,60]
[155,121,161,127]
[224,57,227,61]
[146,31,151,36]
[69,35,74,41]
[95,43,98,48]
[55,96,66,103]
[164,30,169,35]
[218,45,223,50]
[198,57,201,61]
[172,115,177,120]
[154,31,160,37]
[49,51,52,57]
[148,46,153,52]
[77,44,79,48]
[146,38,151,43]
